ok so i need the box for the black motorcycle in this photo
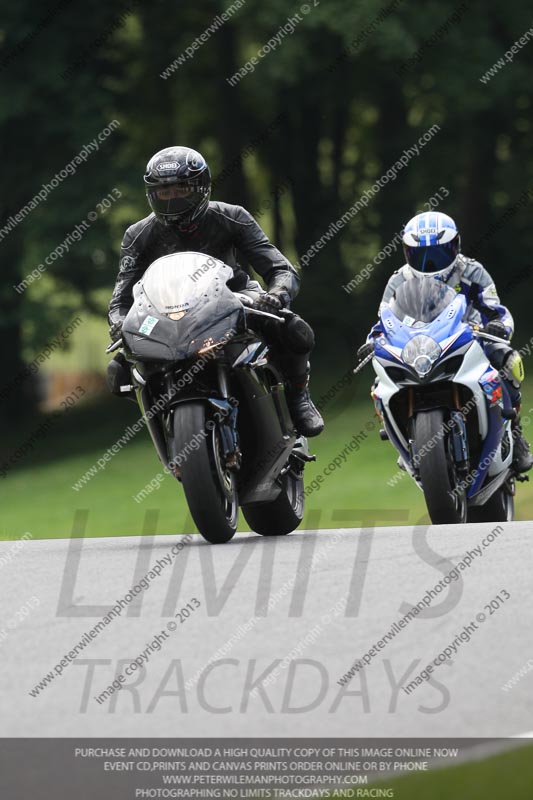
[107,251,315,544]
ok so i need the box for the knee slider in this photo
[284,315,315,354]
[503,350,524,388]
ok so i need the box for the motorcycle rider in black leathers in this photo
[359,210,533,473]
[107,146,324,437]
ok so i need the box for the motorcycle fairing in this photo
[122,252,244,362]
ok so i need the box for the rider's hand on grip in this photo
[109,320,124,342]
[483,319,509,339]
[255,292,284,313]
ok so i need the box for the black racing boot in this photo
[287,371,324,438]
[512,418,533,473]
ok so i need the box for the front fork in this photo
[159,366,241,473]
[213,364,241,470]
[408,408,470,481]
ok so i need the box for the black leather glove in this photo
[255,291,288,312]
[357,341,374,362]
[484,320,509,339]
[109,319,124,343]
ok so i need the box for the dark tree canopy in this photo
[1,0,533,414]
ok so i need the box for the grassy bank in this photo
[1,371,531,539]
[323,742,533,799]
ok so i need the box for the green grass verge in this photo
[0,372,531,539]
[322,742,533,799]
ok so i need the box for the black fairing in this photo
[120,251,300,505]
[122,252,243,361]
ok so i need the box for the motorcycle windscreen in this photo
[139,252,243,356]
[389,276,457,325]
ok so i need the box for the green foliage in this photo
[1,0,533,407]
[2,377,533,539]
[323,743,533,800]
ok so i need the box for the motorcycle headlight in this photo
[402,335,442,377]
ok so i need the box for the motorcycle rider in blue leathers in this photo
[359,211,533,473]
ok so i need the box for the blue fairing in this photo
[373,283,508,500]
[374,293,472,361]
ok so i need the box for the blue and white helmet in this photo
[402,212,461,275]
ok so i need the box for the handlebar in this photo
[106,338,123,354]
[233,292,286,323]
[469,325,509,344]
[353,351,374,375]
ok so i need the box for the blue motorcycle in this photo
[363,275,517,524]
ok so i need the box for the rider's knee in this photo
[502,350,524,390]
[284,315,315,354]
[485,341,510,370]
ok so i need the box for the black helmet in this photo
[144,146,211,230]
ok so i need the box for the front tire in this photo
[242,472,304,536]
[415,409,467,525]
[172,402,238,544]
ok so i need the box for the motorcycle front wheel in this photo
[172,402,238,544]
[415,408,468,525]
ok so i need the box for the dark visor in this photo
[405,242,457,273]
[147,185,207,218]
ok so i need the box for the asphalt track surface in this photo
[1,522,532,737]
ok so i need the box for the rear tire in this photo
[172,402,238,544]
[467,482,514,522]
[415,409,467,525]
[242,472,304,536]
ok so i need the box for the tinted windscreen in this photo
[142,252,234,315]
[126,251,243,361]
[389,277,457,324]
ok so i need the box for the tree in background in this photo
[1,0,533,419]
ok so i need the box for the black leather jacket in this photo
[108,201,300,324]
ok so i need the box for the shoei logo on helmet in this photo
[157,162,178,172]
